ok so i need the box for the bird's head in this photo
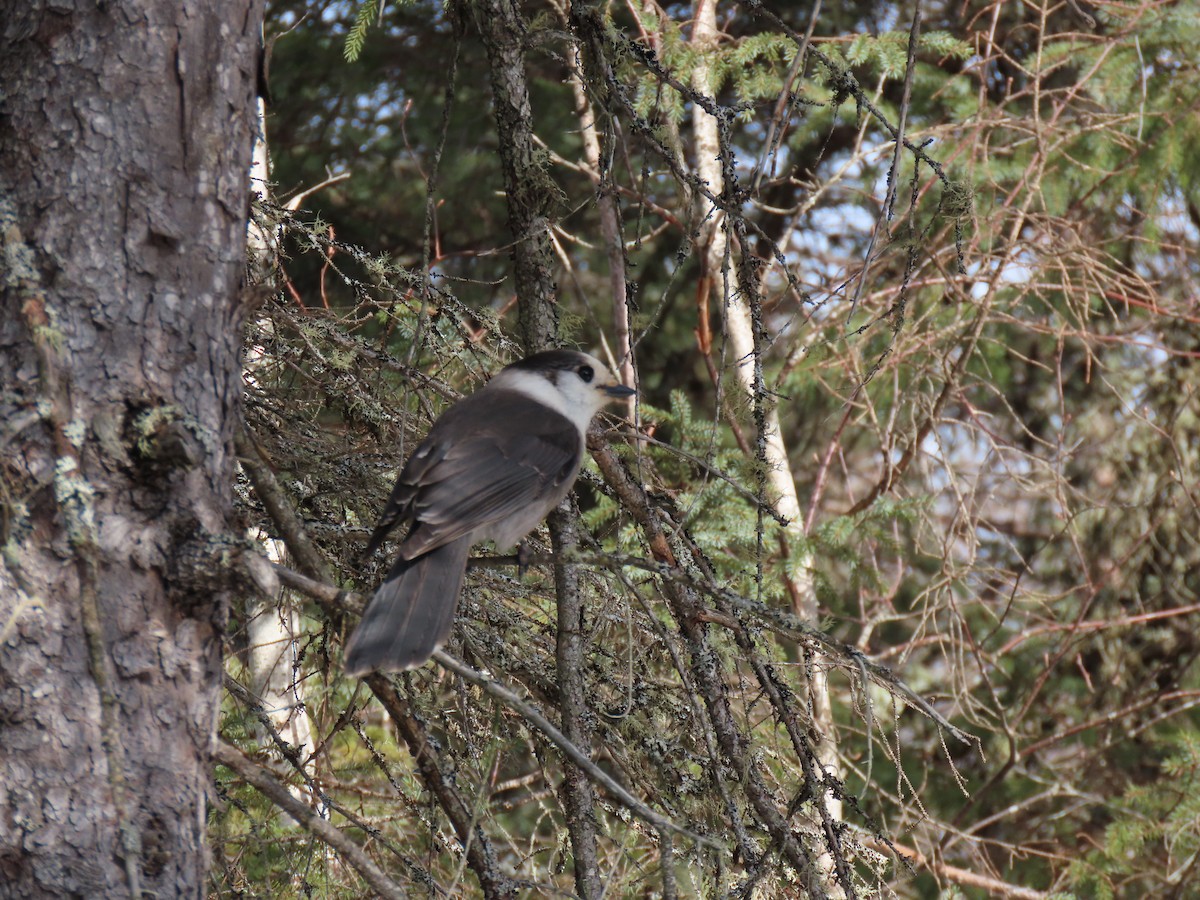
[495,349,635,432]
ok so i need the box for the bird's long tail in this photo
[344,537,471,674]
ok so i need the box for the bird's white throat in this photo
[490,368,601,434]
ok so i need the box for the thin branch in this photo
[750,0,822,193]
[213,740,409,900]
[431,649,724,852]
[846,8,921,327]
[282,171,351,212]
[854,828,1049,900]
[267,561,720,851]
[365,675,517,900]
[236,427,332,582]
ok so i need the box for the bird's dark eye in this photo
[578,365,594,383]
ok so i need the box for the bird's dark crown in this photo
[507,350,590,372]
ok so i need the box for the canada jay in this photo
[344,349,636,674]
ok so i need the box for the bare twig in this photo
[846,8,921,327]
[431,649,724,852]
[213,741,409,900]
[236,427,332,582]
[854,827,1049,899]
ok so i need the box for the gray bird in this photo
[345,349,636,674]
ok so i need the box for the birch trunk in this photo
[689,0,844,888]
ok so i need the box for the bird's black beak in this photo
[602,384,636,398]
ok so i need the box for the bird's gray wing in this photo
[362,441,444,561]
[366,389,581,560]
[400,393,578,561]
[406,428,579,555]
[362,436,448,557]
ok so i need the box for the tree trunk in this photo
[0,2,262,896]
[462,0,561,350]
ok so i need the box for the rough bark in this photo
[462,0,560,350]
[549,506,603,900]
[0,1,262,896]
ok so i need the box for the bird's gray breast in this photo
[397,386,584,558]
